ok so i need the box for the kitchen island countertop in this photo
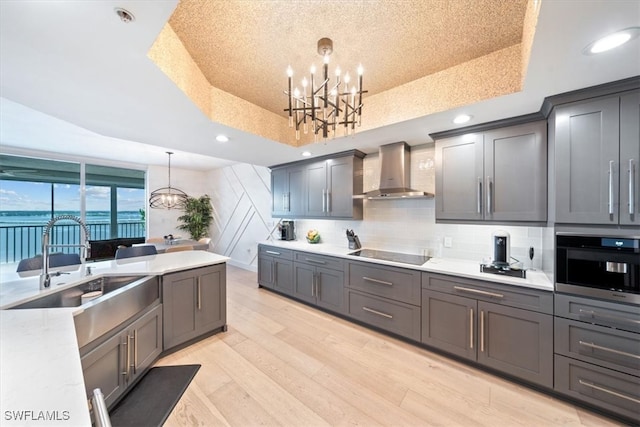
[259,240,553,292]
[0,251,229,426]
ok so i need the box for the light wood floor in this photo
[157,265,622,426]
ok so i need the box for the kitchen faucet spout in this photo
[40,215,91,289]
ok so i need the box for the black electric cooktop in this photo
[348,249,430,266]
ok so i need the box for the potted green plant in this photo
[177,195,213,240]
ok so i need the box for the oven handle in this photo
[578,309,640,326]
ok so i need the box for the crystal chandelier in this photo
[285,38,366,141]
[149,152,189,209]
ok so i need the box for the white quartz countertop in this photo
[0,251,229,425]
[260,240,553,291]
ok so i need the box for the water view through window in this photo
[0,154,146,263]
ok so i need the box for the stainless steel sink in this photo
[8,275,160,348]
[9,275,146,309]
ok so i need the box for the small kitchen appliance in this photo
[280,220,295,241]
[480,230,526,278]
[493,230,510,267]
[556,233,639,304]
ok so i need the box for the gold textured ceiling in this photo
[149,0,536,146]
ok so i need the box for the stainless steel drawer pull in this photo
[578,379,640,404]
[578,341,640,360]
[477,178,482,214]
[469,308,474,349]
[362,306,393,319]
[265,250,281,255]
[453,286,504,299]
[363,276,393,287]
[578,309,640,325]
[133,329,138,373]
[480,310,485,353]
[629,159,635,215]
[121,338,129,378]
[305,258,326,264]
[197,277,202,310]
[608,160,614,215]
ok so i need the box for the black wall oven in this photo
[556,234,640,305]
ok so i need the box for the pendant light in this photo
[149,152,189,209]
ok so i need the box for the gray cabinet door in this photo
[80,331,127,409]
[162,273,197,349]
[271,168,289,216]
[555,96,620,224]
[436,133,484,220]
[421,289,476,361]
[163,266,226,350]
[327,156,355,218]
[349,290,421,341]
[316,267,344,313]
[287,166,307,216]
[274,259,294,295]
[129,305,163,384]
[305,161,327,216]
[555,354,640,421]
[258,256,275,289]
[484,121,547,222]
[620,90,640,225]
[477,301,553,388]
[293,262,316,303]
[197,265,226,333]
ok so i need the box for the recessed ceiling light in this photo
[302,151,312,157]
[453,114,472,124]
[584,27,640,55]
[216,135,229,142]
[114,7,135,23]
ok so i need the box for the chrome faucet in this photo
[40,215,91,289]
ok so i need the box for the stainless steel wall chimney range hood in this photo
[364,141,434,200]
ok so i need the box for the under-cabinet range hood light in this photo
[363,141,434,200]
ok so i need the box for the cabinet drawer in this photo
[555,293,640,333]
[422,273,553,314]
[347,290,421,341]
[348,262,421,305]
[259,245,294,261]
[294,252,344,271]
[555,355,640,422]
[555,317,640,374]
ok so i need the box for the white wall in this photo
[206,145,553,273]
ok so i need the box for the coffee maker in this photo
[280,220,295,241]
[492,230,510,267]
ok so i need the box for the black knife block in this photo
[348,236,361,250]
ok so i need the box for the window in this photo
[0,154,146,263]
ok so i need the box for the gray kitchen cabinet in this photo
[554,293,639,422]
[435,121,547,223]
[293,252,345,313]
[270,150,364,219]
[555,355,640,422]
[80,304,163,409]
[421,273,553,388]
[620,91,640,225]
[258,245,294,295]
[554,90,639,225]
[162,264,227,350]
[348,289,421,341]
[345,261,422,340]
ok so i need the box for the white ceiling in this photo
[0,0,639,170]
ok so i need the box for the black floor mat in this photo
[109,364,200,427]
